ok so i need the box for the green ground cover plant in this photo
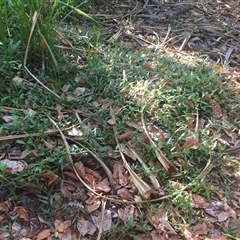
[0,0,240,239]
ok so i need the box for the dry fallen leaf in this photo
[2,115,14,123]
[64,171,79,181]
[74,87,86,97]
[210,100,223,119]
[62,84,71,92]
[205,198,237,221]
[210,99,223,119]
[83,173,96,188]
[77,217,96,236]
[143,62,154,71]
[25,108,36,118]
[170,181,186,189]
[118,205,138,222]
[181,226,193,240]
[191,223,209,236]
[107,118,115,125]
[0,203,9,212]
[86,195,100,205]
[67,127,83,137]
[147,208,177,237]
[41,172,61,186]
[54,219,64,233]
[85,168,102,181]
[61,185,73,199]
[35,229,51,240]
[119,131,136,139]
[147,124,166,142]
[11,222,29,238]
[95,178,111,193]
[221,198,237,219]
[119,143,137,161]
[10,206,29,221]
[217,211,229,222]
[190,194,209,209]
[0,231,9,239]
[112,163,129,187]
[117,188,134,200]
[91,209,112,231]
[74,161,86,178]
[178,137,198,151]
[61,227,72,240]
[234,171,240,187]
[126,121,140,129]
[86,200,101,213]
[0,159,28,173]
[12,76,26,85]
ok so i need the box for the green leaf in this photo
[57,0,98,24]
[16,140,26,145]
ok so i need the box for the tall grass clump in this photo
[0,1,53,76]
[0,0,96,80]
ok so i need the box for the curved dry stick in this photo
[24,67,60,99]
[47,114,168,204]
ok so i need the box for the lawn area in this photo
[0,0,240,239]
